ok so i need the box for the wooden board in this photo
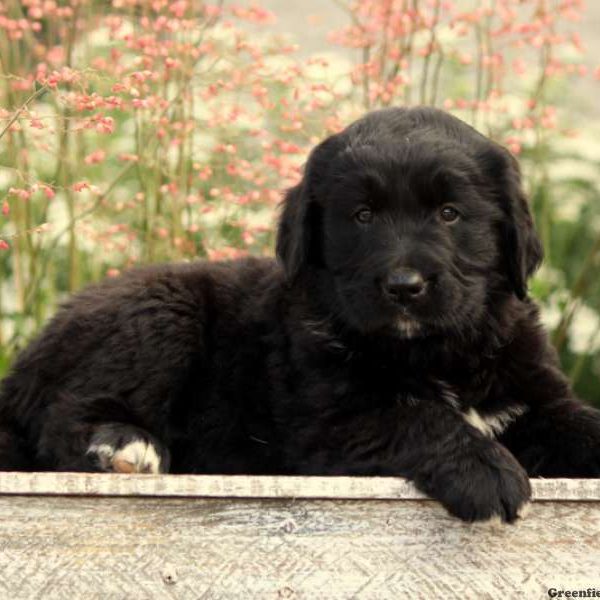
[0,473,599,599]
[1,472,599,500]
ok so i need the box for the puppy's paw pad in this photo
[112,439,162,474]
[86,425,168,474]
[87,438,163,473]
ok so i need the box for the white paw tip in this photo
[470,514,504,530]
[468,501,530,528]
[517,501,531,519]
[88,439,162,474]
[114,439,162,474]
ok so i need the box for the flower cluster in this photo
[0,0,345,338]
[0,0,598,394]
[329,0,590,152]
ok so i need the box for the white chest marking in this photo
[463,405,527,437]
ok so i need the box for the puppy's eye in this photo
[354,208,373,224]
[440,205,460,223]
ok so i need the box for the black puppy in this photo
[1,107,599,523]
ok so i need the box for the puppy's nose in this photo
[384,268,426,301]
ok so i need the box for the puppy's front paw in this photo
[86,424,170,474]
[429,444,531,523]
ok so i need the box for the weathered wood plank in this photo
[0,474,598,598]
[0,495,598,599]
[0,471,598,500]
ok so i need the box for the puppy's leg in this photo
[500,399,600,477]
[399,404,531,523]
[321,397,531,523]
[86,423,170,474]
[36,393,170,473]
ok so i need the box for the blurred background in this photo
[0,0,599,406]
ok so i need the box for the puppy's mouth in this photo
[393,306,422,338]
[396,314,421,338]
[378,276,436,337]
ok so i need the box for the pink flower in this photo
[95,117,115,134]
[118,153,139,162]
[513,58,527,75]
[72,181,90,192]
[241,230,255,245]
[8,187,31,201]
[505,137,522,155]
[458,52,473,66]
[84,150,106,165]
[41,185,56,200]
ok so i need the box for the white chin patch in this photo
[396,317,420,338]
[463,405,528,438]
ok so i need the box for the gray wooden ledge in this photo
[0,473,599,599]
[0,471,599,500]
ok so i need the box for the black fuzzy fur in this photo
[2,107,599,522]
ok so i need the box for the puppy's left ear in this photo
[497,150,543,300]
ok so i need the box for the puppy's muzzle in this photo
[384,268,427,303]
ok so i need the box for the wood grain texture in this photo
[0,472,599,500]
[0,496,599,599]
[0,474,598,599]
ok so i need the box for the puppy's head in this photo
[276,107,542,338]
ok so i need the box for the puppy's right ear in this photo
[276,181,311,283]
[276,134,344,283]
